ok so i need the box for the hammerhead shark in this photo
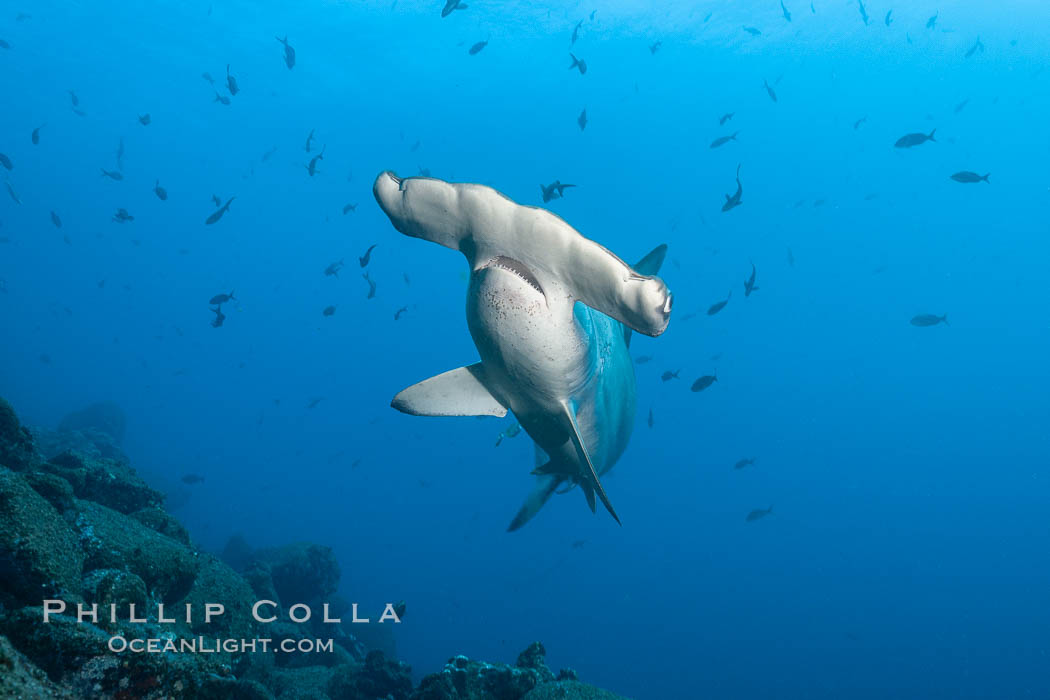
[372,172,672,530]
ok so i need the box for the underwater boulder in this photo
[130,506,191,545]
[0,606,111,680]
[22,470,76,512]
[252,542,341,605]
[328,650,412,700]
[176,553,257,643]
[81,568,148,622]
[58,400,126,444]
[0,466,84,606]
[268,665,337,699]
[46,451,163,514]
[32,425,128,463]
[0,396,41,473]
[74,499,199,603]
[522,681,632,700]
[0,633,74,698]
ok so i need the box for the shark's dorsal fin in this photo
[391,363,507,417]
[624,244,668,348]
[561,400,620,525]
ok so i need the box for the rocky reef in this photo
[0,396,631,699]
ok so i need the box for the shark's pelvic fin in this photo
[391,363,507,417]
[624,244,668,348]
[561,401,621,525]
[507,474,562,532]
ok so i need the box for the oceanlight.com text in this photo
[107,636,335,654]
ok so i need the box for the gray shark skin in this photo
[373,171,672,530]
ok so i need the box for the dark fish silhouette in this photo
[325,260,344,277]
[101,169,123,181]
[307,145,325,176]
[31,125,43,144]
[950,171,989,183]
[853,116,867,129]
[50,211,62,228]
[209,291,235,305]
[710,132,738,149]
[635,355,653,364]
[910,313,948,327]
[743,26,761,36]
[954,99,970,114]
[571,20,582,45]
[661,370,680,382]
[211,194,222,207]
[691,374,717,392]
[305,129,315,152]
[112,208,133,223]
[541,180,575,203]
[746,506,773,522]
[763,79,777,102]
[857,0,869,25]
[0,153,11,170]
[895,129,936,148]
[578,108,587,131]
[744,262,759,296]
[964,37,984,58]
[722,165,742,212]
[182,473,206,485]
[569,53,587,74]
[707,291,731,316]
[205,197,235,225]
[781,1,791,21]
[719,112,734,125]
[5,181,21,204]
[276,35,295,69]
[68,90,79,107]
[363,272,376,299]
[441,0,467,17]
[884,9,893,26]
[649,41,662,54]
[342,203,357,214]
[214,92,230,106]
[154,180,167,200]
[394,306,408,320]
[202,72,214,85]
[210,306,226,328]
[468,40,488,55]
[359,243,377,267]
[323,305,336,316]
[138,113,151,126]
[226,65,239,96]
[926,12,937,29]
[734,457,756,470]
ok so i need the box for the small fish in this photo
[72,108,86,117]
[262,145,278,162]
[763,79,778,103]
[647,408,654,428]
[363,272,376,299]
[746,506,773,522]
[226,64,239,96]
[304,129,315,152]
[926,12,937,29]
[734,457,756,470]
[394,306,408,320]
[154,180,168,200]
[571,20,582,45]
[743,26,761,36]
[307,397,324,409]
[910,313,948,327]
[635,355,653,364]
[31,125,43,144]
[138,113,151,126]
[780,0,791,22]
[964,37,984,58]
[211,194,221,207]
[342,203,357,214]
[691,374,718,392]
[323,305,336,316]
[661,370,680,382]
[181,473,206,485]
[950,171,989,183]
[954,98,970,114]
[857,0,869,25]
[719,112,734,125]
[307,145,326,176]
[895,129,936,148]
[50,211,62,228]
[214,92,231,106]
[210,306,226,327]
[884,9,893,26]
[101,168,124,180]
[568,53,587,75]
[468,40,488,55]
[112,208,134,223]
[209,291,235,305]
[0,153,11,170]
[68,90,79,107]
[5,181,21,204]
[707,291,731,316]
[649,41,662,54]
[709,132,738,149]
[325,260,344,277]
[495,422,521,447]
[202,71,215,85]
[577,108,587,131]
[744,262,759,296]
[540,180,576,203]
[441,0,467,18]
[359,243,377,267]
[722,164,742,212]
[853,116,867,129]
[276,35,296,69]
[205,196,235,225]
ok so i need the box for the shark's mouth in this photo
[481,256,545,297]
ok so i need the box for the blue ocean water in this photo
[2,0,1049,697]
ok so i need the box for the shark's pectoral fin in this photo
[561,401,621,525]
[391,363,507,417]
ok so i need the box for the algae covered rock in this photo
[81,569,148,620]
[0,632,75,698]
[0,396,40,472]
[74,499,199,603]
[176,552,257,643]
[0,466,84,606]
[130,506,192,545]
[47,451,163,514]
[23,469,76,512]
[522,681,633,700]
[328,650,412,700]
[252,542,341,605]
[0,607,111,679]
